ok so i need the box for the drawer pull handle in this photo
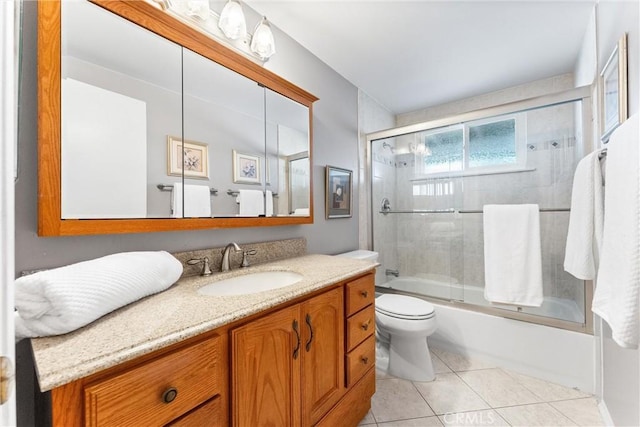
[293,319,300,360]
[360,290,369,298]
[162,387,178,403]
[361,356,369,365]
[305,313,314,352]
[361,320,371,331]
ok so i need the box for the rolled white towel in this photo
[14,251,183,340]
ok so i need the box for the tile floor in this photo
[360,348,604,427]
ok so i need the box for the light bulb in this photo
[218,0,247,40]
[250,17,276,60]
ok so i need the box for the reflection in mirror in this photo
[265,89,311,216]
[182,48,265,217]
[61,0,182,219]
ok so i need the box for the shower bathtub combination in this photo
[366,87,599,391]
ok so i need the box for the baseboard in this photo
[598,400,614,427]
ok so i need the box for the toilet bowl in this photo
[334,250,437,381]
[375,294,437,382]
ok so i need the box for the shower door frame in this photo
[366,85,595,334]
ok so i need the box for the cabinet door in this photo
[231,305,302,427]
[301,287,345,426]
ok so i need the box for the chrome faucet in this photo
[221,242,242,272]
[385,268,400,278]
[187,256,212,276]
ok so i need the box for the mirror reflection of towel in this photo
[265,190,274,216]
[172,184,211,218]
[237,189,264,217]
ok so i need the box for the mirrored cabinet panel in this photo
[265,88,311,217]
[61,0,182,219]
[39,0,317,235]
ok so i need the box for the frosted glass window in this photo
[468,119,516,168]
[424,129,463,173]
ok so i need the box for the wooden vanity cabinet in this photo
[48,271,376,427]
[231,286,345,427]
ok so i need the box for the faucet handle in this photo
[241,250,258,268]
[187,257,212,276]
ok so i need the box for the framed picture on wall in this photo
[232,150,262,185]
[167,136,209,179]
[325,165,352,219]
[600,33,628,142]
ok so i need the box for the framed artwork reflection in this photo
[167,136,209,179]
[233,150,262,185]
[325,165,352,219]
[600,33,628,142]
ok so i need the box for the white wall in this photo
[593,1,640,425]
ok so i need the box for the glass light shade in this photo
[250,17,276,60]
[218,0,247,40]
[184,0,210,20]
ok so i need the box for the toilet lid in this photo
[376,294,435,320]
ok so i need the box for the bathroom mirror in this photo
[38,0,317,235]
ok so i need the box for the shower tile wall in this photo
[373,100,585,322]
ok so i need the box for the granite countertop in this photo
[31,254,377,392]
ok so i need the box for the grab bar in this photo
[227,189,279,197]
[380,208,570,215]
[157,184,218,195]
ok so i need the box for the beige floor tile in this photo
[497,403,577,426]
[413,373,490,415]
[551,398,605,426]
[431,351,453,374]
[379,416,443,426]
[505,370,591,401]
[431,348,495,372]
[359,409,377,426]
[439,409,509,426]
[371,378,435,423]
[457,369,542,407]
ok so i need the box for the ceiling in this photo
[248,1,596,115]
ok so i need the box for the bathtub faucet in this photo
[385,269,400,277]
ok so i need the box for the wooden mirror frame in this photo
[38,0,318,236]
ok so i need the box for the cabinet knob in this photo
[361,320,370,331]
[162,387,178,403]
[360,290,368,298]
[361,356,369,365]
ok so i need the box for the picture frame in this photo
[167,136,209,179]
[325,165,352,219]
[600,33,628,142]
[233,150,262,185]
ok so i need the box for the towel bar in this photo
[227,189,279,197]
[156,184,218,195]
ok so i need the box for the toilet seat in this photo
[376,294,435,320]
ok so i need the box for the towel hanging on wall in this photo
[592,113,640,349]
[483,204,544,307]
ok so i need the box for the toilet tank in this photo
[334,250,379,262]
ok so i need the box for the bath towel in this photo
[237,189,264,216]
[265,190,274,216]
[593,113,640,349]
[564,150,605,280]
[172,184,211,218]
[483,204,543,307]
[14,251,183,340]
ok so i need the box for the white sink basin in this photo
[197,271,304,296]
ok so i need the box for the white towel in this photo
[483,204,544,307]
[564,150,605,280]
[593,113,640,349]
[172,184,211,218]
[265,190,274,216]
[237,189,264,217]
[14,251,183,340]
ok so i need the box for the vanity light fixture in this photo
[218,0,247,40]
[250,17,276,60]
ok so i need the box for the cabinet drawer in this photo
[345,274,375,316]
[166,396,223,427]
[346,335,375,387]
[85,336,221,426]
[346,304,375,351]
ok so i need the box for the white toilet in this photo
[376,294,437,382]
[335,250,438,382]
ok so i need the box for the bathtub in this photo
[376,276,595,393]
[379,276,583,323]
